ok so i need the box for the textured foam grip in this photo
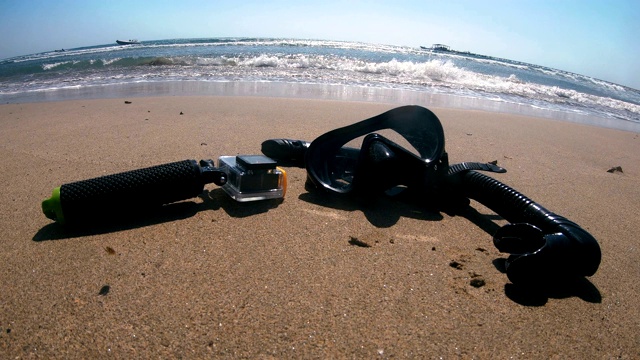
[60,160,204,224]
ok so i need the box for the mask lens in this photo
[306,106,445,194]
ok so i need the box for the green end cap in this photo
[42,187,65,224]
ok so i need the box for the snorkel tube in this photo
[451,168,601,285]
[262,105,601,286]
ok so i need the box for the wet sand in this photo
[1,96,639,358]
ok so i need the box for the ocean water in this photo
[1,38,639,131]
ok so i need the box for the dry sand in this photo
[1,96,639,358]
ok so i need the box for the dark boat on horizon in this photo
[116,39,140,45]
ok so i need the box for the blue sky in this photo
[1,0,639,89]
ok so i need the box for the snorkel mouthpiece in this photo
[494,222,600,285]
[462,170,602,286]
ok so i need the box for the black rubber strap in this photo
[448,162,506,175]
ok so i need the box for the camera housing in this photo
[218,155,286,202]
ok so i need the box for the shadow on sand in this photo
[33,188,282,241]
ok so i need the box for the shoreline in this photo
[1,96,639,357]
[2,81,638,133]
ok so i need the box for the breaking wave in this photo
[1,37,639,126]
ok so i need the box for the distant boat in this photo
[116,39,140,45]
[421,44,452,52]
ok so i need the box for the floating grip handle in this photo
[42,160,205,224]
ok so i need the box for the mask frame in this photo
[305,106,446,194]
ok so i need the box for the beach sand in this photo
[1,96,639,358]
